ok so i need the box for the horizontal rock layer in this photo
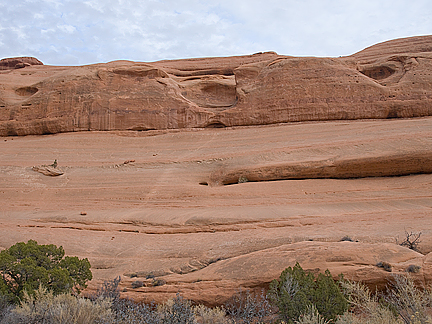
[1,35,432,136]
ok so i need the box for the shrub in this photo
[94,279,197,324]
[158,293,196,324]
[268,263,348,324]
[225,289,274,323]
[405,265,421,273]
[0,240,92,303]
[295,305,331,324]
[385,274,432,324]
[376,261,393,272]
[0,292,13,322]
[238,176,249,184]
[111,298,160,324]
[1,285,112,324]
[95,276,121,301]
[339,279,401,324]
[131,281,144,289]
[152,279,166,287]
[397,231,422,252]
[193,304,227,324]
[339,275,432,324]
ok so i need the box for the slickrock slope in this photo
[1,117,432,305]
[1,35,432,136]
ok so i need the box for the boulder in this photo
[0,57,43,70]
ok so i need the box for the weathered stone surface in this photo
[1,36,432,136]
[1,117,431,305]
[0,57,43,70]
[32,165,64,176]
[209,152,432,186]
[120,242,425,306]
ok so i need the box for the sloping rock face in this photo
[1,35,432,136]
[1,118,431,305]
[118,242,427,306]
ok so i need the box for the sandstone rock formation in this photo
[32,165,63,176]
[1,36,432,306]
[1,116,431,304]
[1,35,432,136]
[124,242,427,306]
[0,57,43,70]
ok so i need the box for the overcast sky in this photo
[1,0,431,66]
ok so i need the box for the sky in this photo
[0,0,431,66]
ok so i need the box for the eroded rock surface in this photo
[32,165,64,176]
[1,36,432,136]
[126,242,425,306]
[0,117,431,304]
[0,57,43,70]
[1,36,432,306]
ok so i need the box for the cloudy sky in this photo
[0,0,431,66]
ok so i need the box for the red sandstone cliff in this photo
[0,35,431,136]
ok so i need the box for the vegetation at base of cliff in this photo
[0,242,429,323]
[0,240,92,304]
[0,265,431,323]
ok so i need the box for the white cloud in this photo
[0,0,431,65]
[58,24,76,34]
